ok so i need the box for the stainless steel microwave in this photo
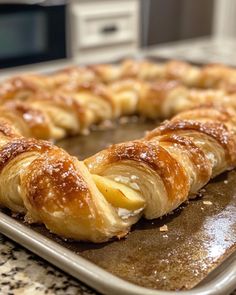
[0,0,67,68]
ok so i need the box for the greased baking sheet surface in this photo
[25,119,236,291]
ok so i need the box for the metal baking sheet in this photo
[0,119,235,295]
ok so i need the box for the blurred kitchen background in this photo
[0,0,236,71]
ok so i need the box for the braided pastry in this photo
[0,67,98,103]
[0,83,116,140]
[91,59,236,92]
[85,107,236,222]
[0,103,234,242]
[1,77,236,140]
[0,74,50,103]
[0,120,144,242]
[198,64,236,92]
[3,59,236,105]
[89,59,201,86]
[106,79,234,119]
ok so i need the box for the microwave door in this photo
[0,2,67,68]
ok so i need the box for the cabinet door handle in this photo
[101,25,118,34]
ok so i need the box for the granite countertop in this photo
[144,37,236,66]
[0,37,236,295]
[0,235,96,295]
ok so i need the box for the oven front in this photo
[0,0,67,68]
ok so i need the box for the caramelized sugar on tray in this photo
[35,119,235,291]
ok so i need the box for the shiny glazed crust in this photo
[0,59,236,242]
[0,104,235,241]
[0,77,235,140]
[1,59,236,140]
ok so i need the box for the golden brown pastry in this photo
[89,59,165,83]
[108,79,232,120]
[3,59,236,106]
[1,77,235,141]
[0,101,51,139]
[48,66,98,87]
[59,82,117,123]
[86,104,236,224]
[137,80,229,118]
[0,92,84,140]
[0,82,117,140]
[0,101,235,242]
[198,64,236,92]
[0,74,50,103]
[0,67,97,104]
[90,59,201,86]
[2,59,236,143]
[0,119,143,242]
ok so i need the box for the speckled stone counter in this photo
[0,235,97,295]
[0,37,236,295]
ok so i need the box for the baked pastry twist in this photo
[91,59,236,92]
[198,64,236,92]
[1,77,235,140]
[107,79,234,119]
[89,59,201,86]
[1,58,236,242]
[0,67,98,103]
[0,83,117,140]
[0,103,235,242]
[0,74,50,103]
[2,59,236,105]
[0,119,144,242]
[85,107,236,222]
[0,79,148,140]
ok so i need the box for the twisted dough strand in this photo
[0,59,235,242]
[90,59,236,91]
[2,58,236,103]
[0,104,233,242]
[0,78,235,140]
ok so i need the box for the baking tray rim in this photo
[0,211,235,295]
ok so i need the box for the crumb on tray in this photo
[203,200,213,205]
[160,224,168,232]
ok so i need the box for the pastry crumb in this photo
[160,225,168,232]
[203,200,213,205]
[224,180,228,184]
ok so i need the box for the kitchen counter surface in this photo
[144,37,236,66]
[0,37,236,295]
[0,235,95,295]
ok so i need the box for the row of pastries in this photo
[0,59,235,242]
[1,59,236,140]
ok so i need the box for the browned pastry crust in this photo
[0,134,138,242]
[0,59,236,242]
[0,101,51,139]
[146,120,236,165]
[198,64,236,92]
[0,74,54,103]
[0,76,235,140]
[3,59,236,103]
[0,82,117,140]
[0,98,235,241]
[2,59,236,142]
[89,59,236,92]
[85,105,236,225]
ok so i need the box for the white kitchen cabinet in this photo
[69,0,140,64]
